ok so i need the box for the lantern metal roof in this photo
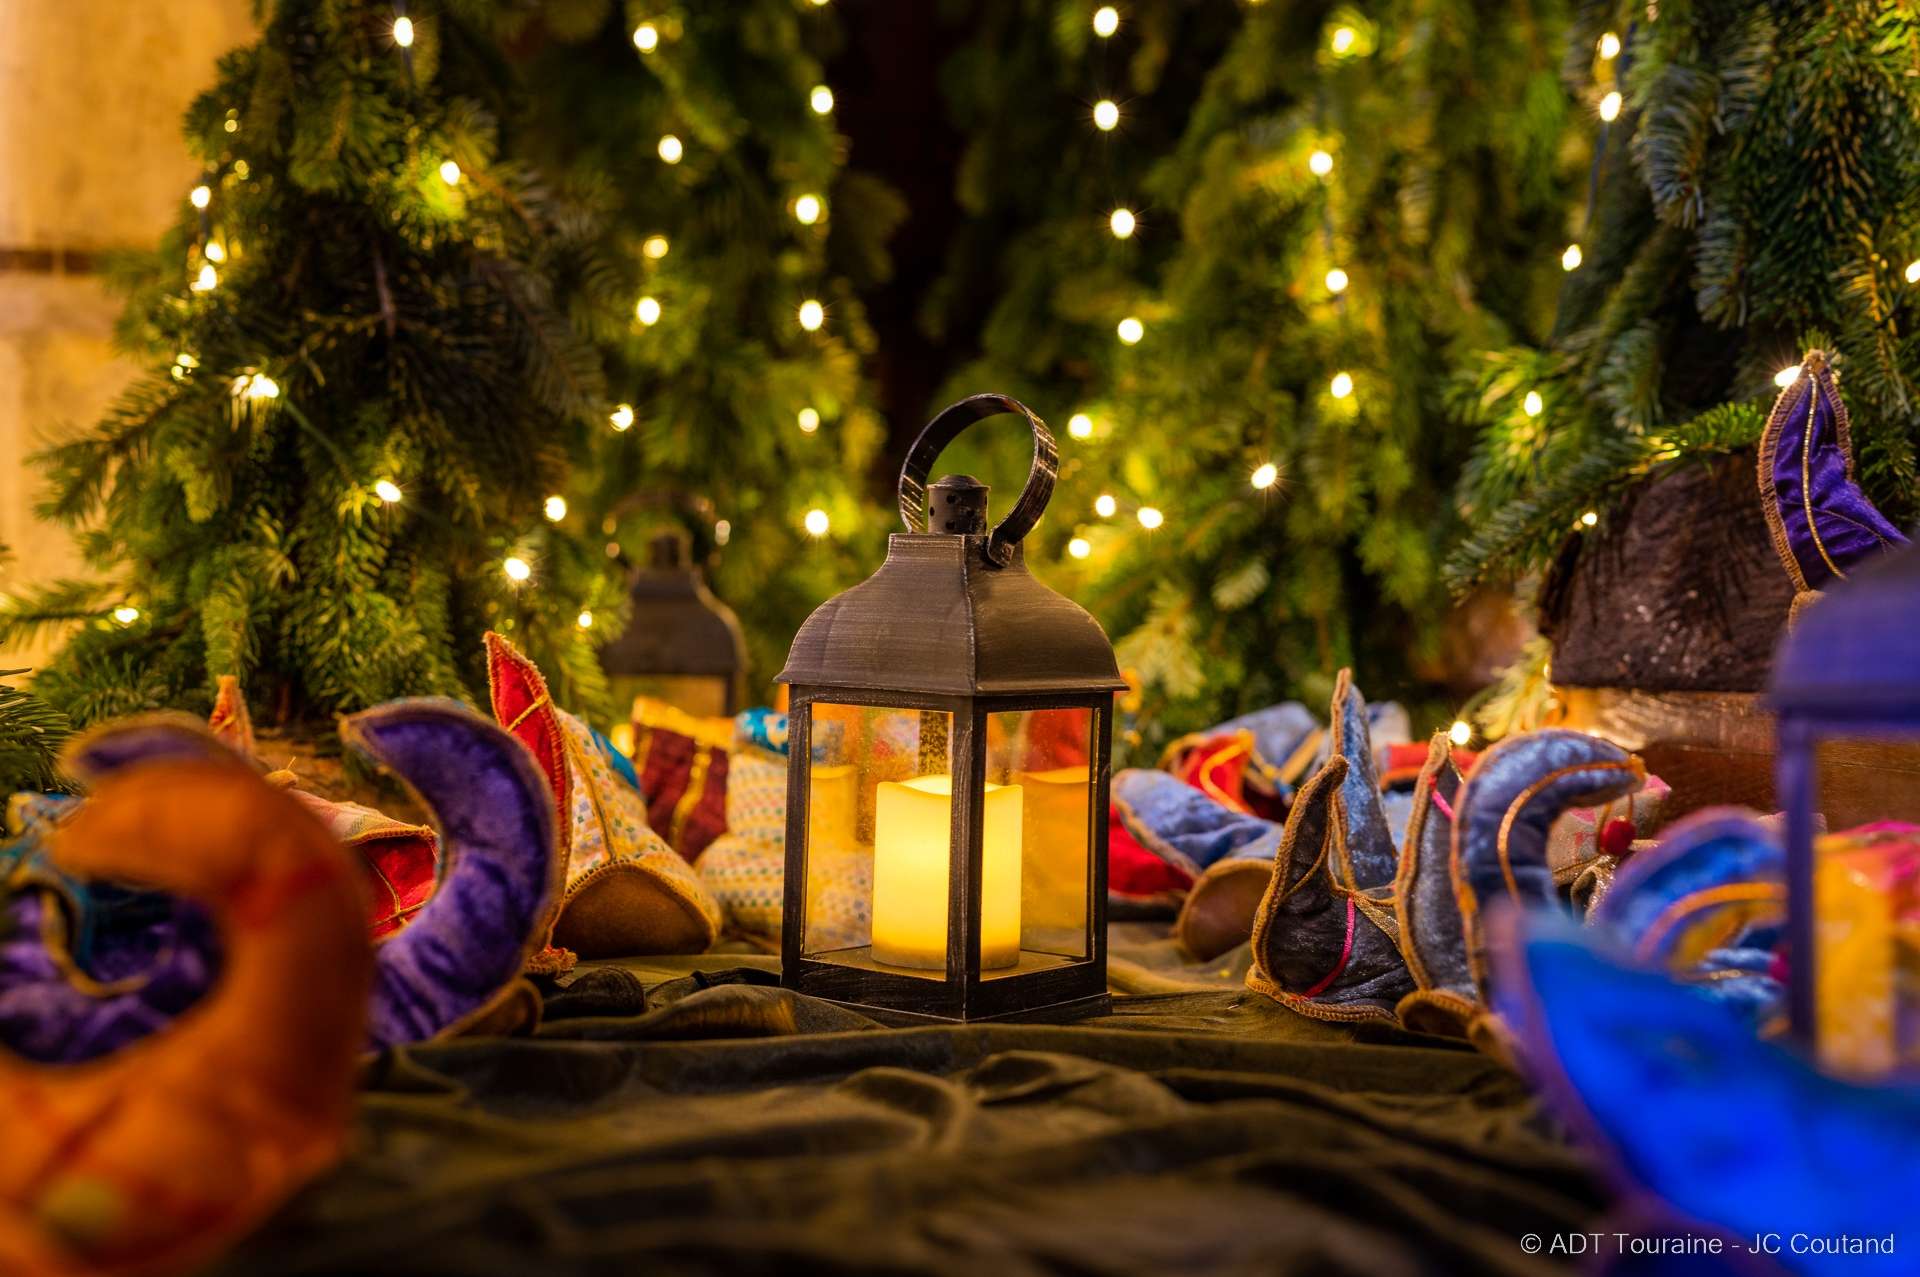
[1766,535,1920,719]
[778,393,1126,699]
[777,533,1126,697]
[599,531,745,681]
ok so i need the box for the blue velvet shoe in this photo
[1490,907,1917,1276]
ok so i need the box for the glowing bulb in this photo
[1580,509,1599,527]
[797,407,821,434]
[1598,31,1621,59]
[635,295,662,325]
[1068,536,1092,559]
[1775,365,1800,388]
[1330,25,1356,54]
[223,116,239,134]
[244,373,280,400]
[609,403,635,431]
[577,609,594,629]
[1251,462,1278,490]
[643,234,669,260]
[191,263,218,292]
[190,184,211,210]
[794,194,823,225]
[1329,371,1354,400]
[1905,259,1920,284]
[204,241,226,263]
[658,134,683,164]
[809,0,830,6]
[1324,267,1349,294]
[1449,720,1472,747]
[804,508,830,537]
[1561,243,1583,271]
[1068,412,1094,440]
[810,85,835,114]
[438,159,461,185]
[1109,207,1136,239]
[714,518,731,545]
[797,299,825,331]
[1523,390,1544,417]
[392,16,415,47]
[1136,506,1163,530]
[1309,148,1334,177]
[1116,316,1144,345]
[503,556,532,583]
[374,479,403,504]
[112,605,140,626]
[543,495,568,522]
[1598,91,1622,122]
[1093,6,1120,38]
[633,23,659,52]
[1093,100,1120,131]
[1094,494,1117,518]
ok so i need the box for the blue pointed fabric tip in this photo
[1492,908,1918,1276]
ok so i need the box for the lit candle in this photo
[871,774,1022,968]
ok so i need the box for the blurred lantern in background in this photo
[599,529,747,724]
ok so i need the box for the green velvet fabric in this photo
[210,930,1603,1276]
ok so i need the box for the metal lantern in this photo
[776,394,1124,1022]
[599,530,747,719]
[1766,537,1920,1041]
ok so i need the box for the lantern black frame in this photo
[776,393,1123,1022]
[779,688,1113,1021]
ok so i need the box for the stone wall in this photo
[0,0,253,669]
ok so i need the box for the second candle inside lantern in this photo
[871,774,1023,969]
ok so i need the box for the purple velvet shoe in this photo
[1758,350,1908,606]
[343,699,563,1050]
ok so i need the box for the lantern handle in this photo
[898,393,1057,568]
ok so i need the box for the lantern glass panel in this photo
[986,706,1095,967]
[802,702,975,980]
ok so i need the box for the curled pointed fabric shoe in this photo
[1489,908,1920,1277]
[0,748,369,1277]
[1758,350,1908,613]
[1245,759,1413,1021]
[1450,729,1645,1005]
[486,633,721,958]
[345,698,565,1049]
[1589,807,1787,1029]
